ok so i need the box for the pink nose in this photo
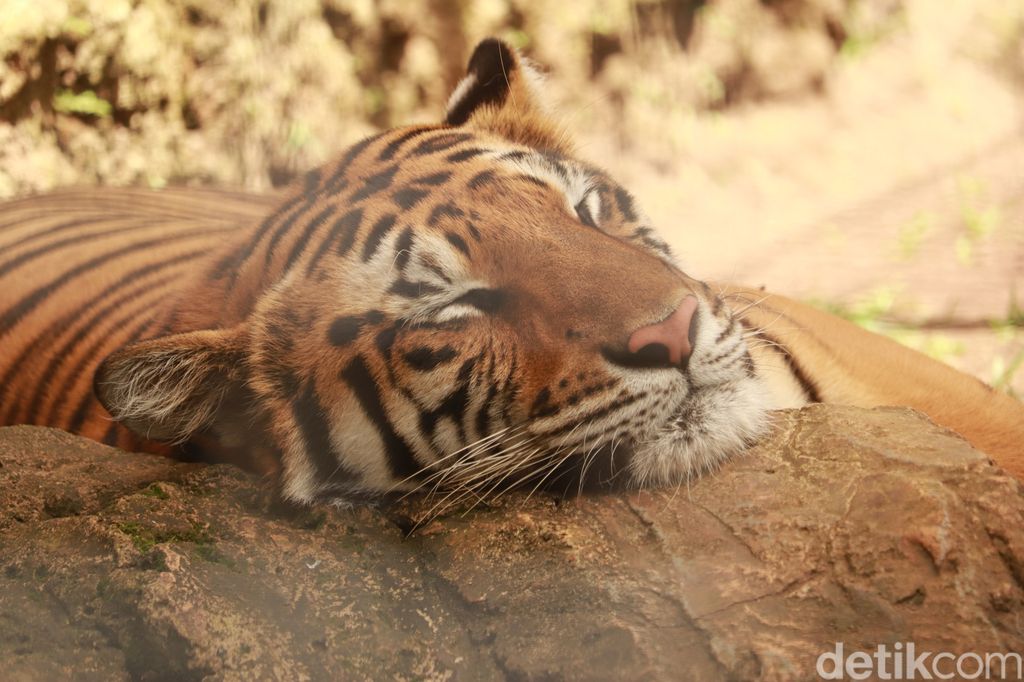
[628,295,699,366]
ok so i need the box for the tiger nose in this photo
[627,295,699,367]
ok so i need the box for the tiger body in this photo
[2,39,1022,504]
[0,188,276,454]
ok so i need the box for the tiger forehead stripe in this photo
[491,148,601,216]
[195,124,492,315]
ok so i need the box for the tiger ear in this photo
[94,325,248,443]
[445,38,572,153]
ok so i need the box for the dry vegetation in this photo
[1,0,1022,391]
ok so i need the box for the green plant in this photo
[53,89,112,118]
[895,210,935,260]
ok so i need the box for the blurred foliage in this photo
[0,0,913,197]
[1,0,1020,197]
[814,285,899,333]
[52,89,112,117]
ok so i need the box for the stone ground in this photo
[2,406,1023,680]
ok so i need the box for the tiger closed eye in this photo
[450,288,506,313]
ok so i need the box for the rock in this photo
[1,405,1022,680]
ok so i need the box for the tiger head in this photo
[96,39,770,504]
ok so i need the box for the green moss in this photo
[116,520,214,554]
[140,483,170,500]
[116,521,157,553]
[194,544,236,568]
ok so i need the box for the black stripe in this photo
[428,203,464,226]
[333,208,364,258]
[574,199,599,230]
[468,170,496,190]
[541,392,645,438]
[102,422,121,447]
[445,232,469,255]
[466,221,482,241]
[614,187,638,222]
[738,320,822,403]
[0,218,167,281]
[18,273,178,426]
[517,175,549,190]
[375,325,397,356]
[530,387,554,418]
[597,184,614,223]
[0,249,202,417]
[323,133,383,194]
[302,168,322,193]
[409,132,473,157]
[327,312,384,347]
[403,345,458,371]
[378,127,435,161]
[389,279,440,298]
[392,188,429,211]
[292,378,358,485]
[212,192,303,280]
[447,148,488,163]
[350,164,399,204]
[417,356,477,441]
[412,171,453,186]
[499,150,530,163]
[393,227,414,271]
[327,316,362,347]
[640,236,671,256]
[476,381,499,440]
[360,214,398,262]
[714,317,737,344]
[0,214,144,263]
[304,207,363,275]
[0,228,227,338]
[262,197,319,267]
[340,355,422,479]
[264,364,301,400]
[283,204,336,273]
[541,153,570,182]
[417,255,452,284]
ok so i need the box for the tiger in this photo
[1,38,1022,506]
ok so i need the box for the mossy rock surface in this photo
[1,405,1022,679]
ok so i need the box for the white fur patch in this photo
[99,349,225,444]
[497,152,595,218]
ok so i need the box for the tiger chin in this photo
[79,39,772,505]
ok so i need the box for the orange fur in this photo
[727,284,1024,477]
[1,38,1020,504]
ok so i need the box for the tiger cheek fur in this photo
[85,38,770,504]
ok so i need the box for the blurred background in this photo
[2,0,1023,394]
